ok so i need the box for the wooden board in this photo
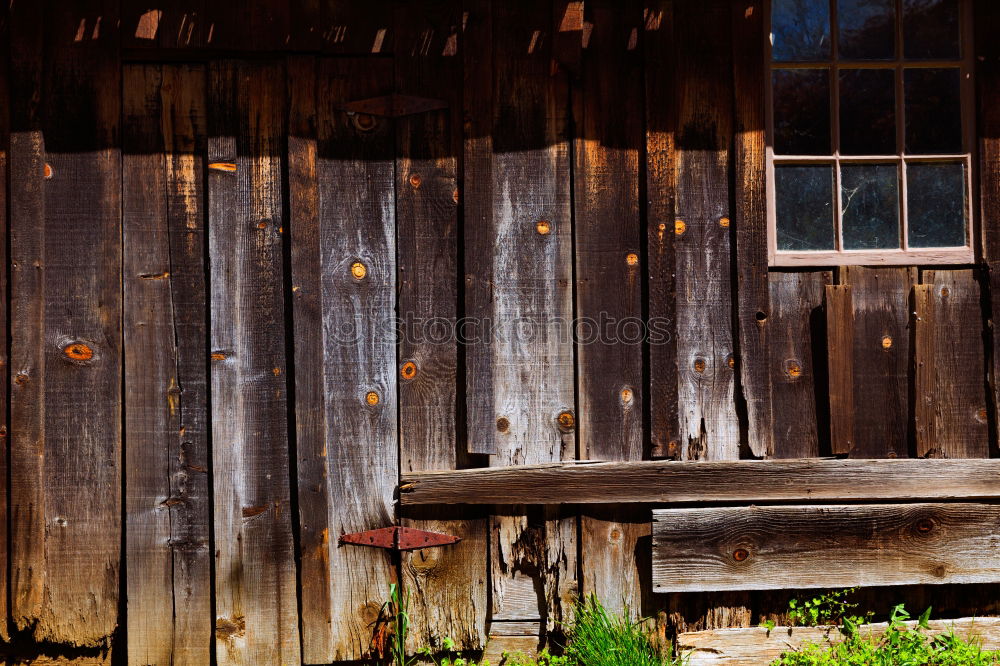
[10,0,122,647]
[673,0,739,460]
[123,63,211,665]
[0,0,10,643]
[769,272,831,458]
[207,60,300,665]
[842,267,916,459]
[653,503,1000,592]
[400,458,1000,505]
[307,56,398,661]
[393,1,487,652]
[644,0,679,459]
[732,0,772,458]
[121,0,207,49]
[825,284,854,455]
[914,270,989,458]
[677,617,1000,665]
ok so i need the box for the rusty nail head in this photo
[694,358,706,373]
[64,343,93,361]
[916,518,934,533]
[365,391,380,406]
[557,411,575,431]
[400,361,417,380]
[351,261,367,280]
[496,417,510,433]
[409,173,422,189]
[674,220,686,235]
[353,113,376,131]
[536,220,551,235]
[733,548,750,562]
[626,253,639,266]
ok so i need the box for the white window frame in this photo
[765,0,976,267]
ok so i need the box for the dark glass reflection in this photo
[772,0,831,61]
[904,0,960,59]
[907,162,967,247]
[773,69,831,155]
[838,0,895,60]
[904,68,962,154]
[841,164,900,249]
[840,69,895,154]
[775,165,836,251]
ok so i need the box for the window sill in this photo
[769,247,974,267]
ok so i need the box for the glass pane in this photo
[840,69,895,154]
[838,0,895,60]
[773,69,831,155]
[907,162,967,247]
[771,0,831,61]
[775,164,836,251]
[903,0,960,59]
[905,68,962,154]
[841,163,900,249]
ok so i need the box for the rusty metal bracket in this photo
[339,93,448,118]
[338,526,461,551]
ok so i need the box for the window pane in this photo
[841,164,900,249]
[775,165,836,251]
[907,162,967,247]
[773,69,831,155]
[905,68,962,154]
[772,0,831,61]
[840,69,895,154]
[838,0,895,60]
[903,0,960,59]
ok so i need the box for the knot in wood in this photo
[63,342,94,362]
[409,173,422,189]
[351,261,367,280]
[365,391,380,406]
[352,113,377,132]
[916,518,935,534]
[496,416,510,433]
[726,355,736,369]
[881,335,893,350]
[620,387,634,404]
[785,360,802,379]
[400,360,417,380]
[732,548,750,562]
[43,163,54,179]
[557,410,575,431]
[694,358,707,373]
[719,216,730,228]
[626,252,639,266]
[452,189,460,204]
[536,220,551,235]
[674,219,686,235]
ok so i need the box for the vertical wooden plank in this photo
[208,60,300,665]
[393,2,488,653]
[486,0,577,639]
[322,0,394,55]
[575,0,647,619]
[0,0,10,643]
[769,272,831,458]
[315,56,398,661]
[914,270,989,458]
[842,266,915,459]
[644,0,679,459]
[674,0,739,460]
[124,63,212,665]
[826,284,854,455]
[287,55,334,664]
[732,0,772,457]
[9,0,122,648]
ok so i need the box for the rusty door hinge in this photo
[340,93,448,118]
[339,526,461,551]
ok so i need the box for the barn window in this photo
[766,0,974,266]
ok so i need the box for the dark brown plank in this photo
[843,267,916,458]
[123,63,212,664]
[10,1,122,648]
[769,272,831,458]
[287,55,335,664]
[311,56,398,661]
[825,284,854,455]
[644,0,679,459]
[914,270,989,458]
[674,0,739,459]
[653,503,1000,591]
[393,1,488,652]
[400,458,1000,505]
[321,0,393,54]
[0,0,10,643]
[575,0,647,619]
[207,60,300,664]
[732,0,772,458]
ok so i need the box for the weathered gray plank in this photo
[678,618,1000,665]
[825,284,854,455]
[207,60,300,665]
[401,458,1000,505]
[653,503,1000,592]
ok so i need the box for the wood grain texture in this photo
[0,1,10,643]
[769,272,830,458]
[653,503,1000,592]
[825,284,854,455]
[842,267,916,459]
[401,458,1000,505]
[673,0,739,460]
[732,0,771,458]
[485,0,577,635]
[121,0,206,49]
[394,1,488,652]
[678,618,1000,665]
[207,60,300,665]
[123,63,212,665]
[914,270,989,458]
[313,56,398,661]
[644,0,679,459]
[10,0,122,647]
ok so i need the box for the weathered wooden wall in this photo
[0,0,997,663]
